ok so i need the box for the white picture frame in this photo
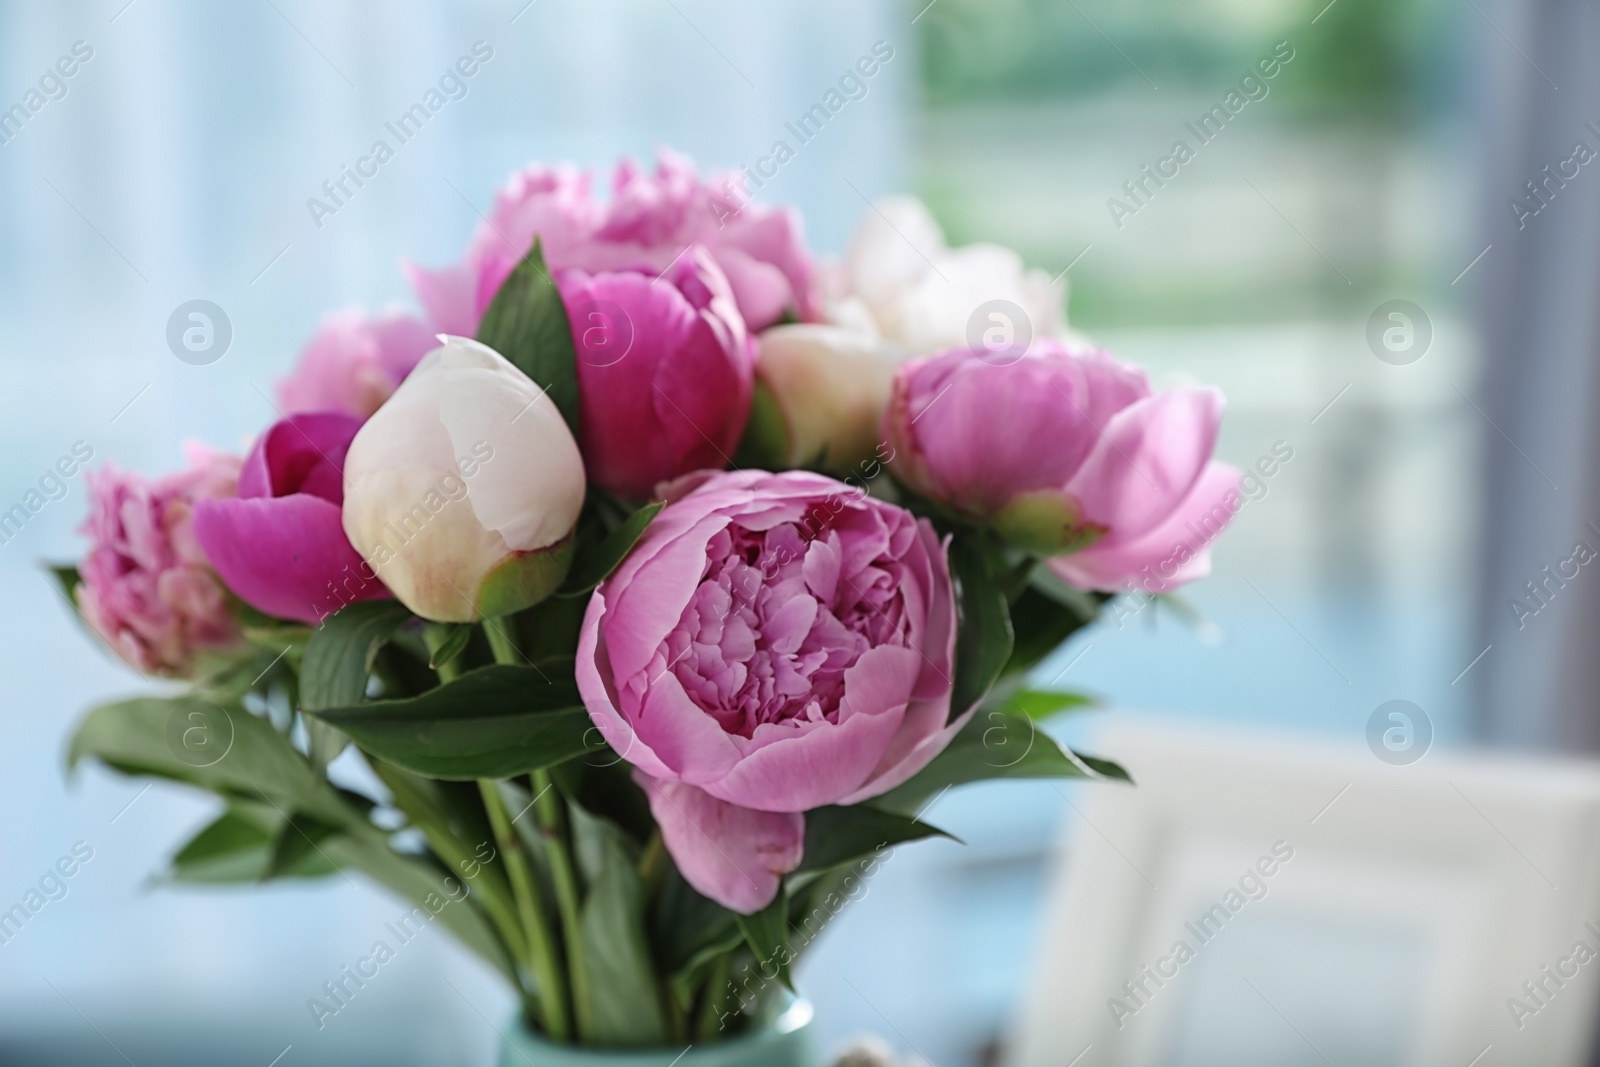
[1006,715,1600,1067]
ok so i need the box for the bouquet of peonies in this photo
[59,151,1237,1051]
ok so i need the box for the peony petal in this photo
[1050,460,1242,593]
[435,347,586,552]
[636,774,803,915]
[1066,387,1224,541]
[575,588,677,780]
[705,645,918,811]
[241,411,364,504]
[194,494,387,625]
[404,260,481,337]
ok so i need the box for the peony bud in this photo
[194,413,389,626]
[341,336,586,622]
[556,247,752,499]
[885,341,1240,591]
[753,323,902,472]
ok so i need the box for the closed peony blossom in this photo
[825,195,1066,355]
[407,151,814,338]
[341,336,586,622]
[753,323,903,473]
[577,470,958,912]
[555,248,752,499]
[78,444,245,676]
[885,341,1240,591]
[194,413,389,626]
[276,306,437,419]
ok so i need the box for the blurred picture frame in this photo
[1006,716,1600,1067]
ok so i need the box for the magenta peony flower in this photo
[577,470,958,912]
[194,413,389,625]
[77,444,245,676]
[276,306,436,420]
[555,247,752,499]
[884,341,1240,592]
[406,151,814,338]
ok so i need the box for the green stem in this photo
[532,768,595,1041]
[484,615,522,665]
[638,830,667,903]
[480,778,570,1043]
[362,770,534,1010]
[664,974,689,1045]
[695,952,734,1041]
[479,616,572,1041]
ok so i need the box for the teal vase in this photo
[497,999,815,1067]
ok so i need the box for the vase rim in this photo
[503,996,815,1060]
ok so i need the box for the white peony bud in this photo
[754,323,902,473]
[341,335,585,622]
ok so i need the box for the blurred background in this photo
[6,0,1597,1064]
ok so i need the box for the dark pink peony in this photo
[78,444,244,676]
[194,413,389,625]
[577,470,958,912]
[554,247,752,499]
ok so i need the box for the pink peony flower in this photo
[406,151,814,338]
[194,413,389,625]
[77,444,245,677]
[276,306,436,419]
[884,341,1241,592]
[555,247,752,499]
[577,470,958,912]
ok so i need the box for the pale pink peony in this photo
[77,445,245,677]
[577,470,959,912]
[884,341,1240,592]
[407,151,815,338]
[276,306,436,419]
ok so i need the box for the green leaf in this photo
[1030,565,1108,613]
[317,830,519,986]
[787,865,856,951]
[68,696,356,826]
[165,806,335,884]
[261,811,343,881]
[476,237,580,435]
[735,887,794,991]
[557,502,664,598]
[45,562,80,605]
[949,537,1014,722]
[304,718,348,775]
[1005,586,1105,677]
[872,708,1131,816]
[424,622,474,671]
[797,805,955,875]
[301,601,414,711]
[570,803,667,1046]
[731,379,790,469]
[68,698,518,985]
[654,866,740,982]
[307,664,598,780]
[1003,688,1097,720]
